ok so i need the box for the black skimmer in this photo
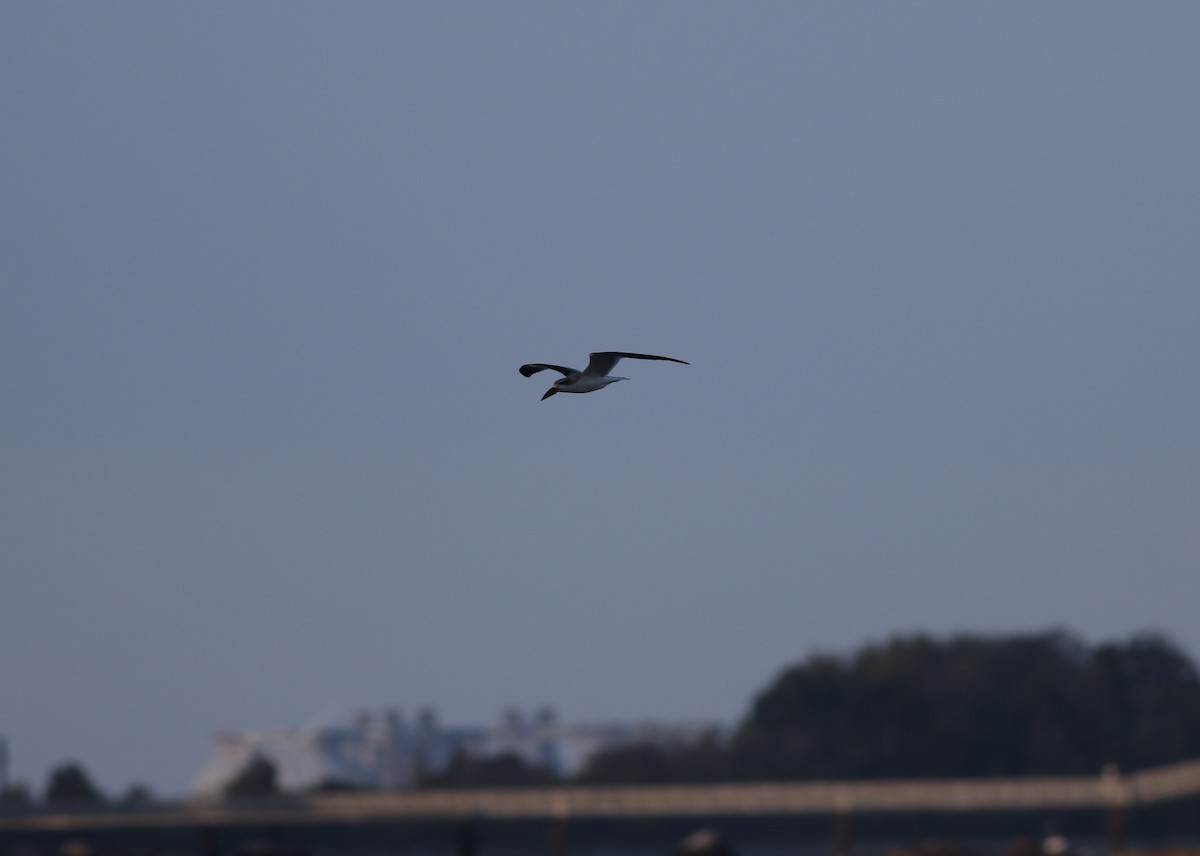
[520,351,689,400]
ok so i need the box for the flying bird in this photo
[520,351,689,400]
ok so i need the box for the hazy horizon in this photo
[3,3,1198,797]
[6,625,1196,800]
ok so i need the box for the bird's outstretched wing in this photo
[585,351,690,377]
[519,363,578,378]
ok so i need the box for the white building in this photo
[192,707,720,797]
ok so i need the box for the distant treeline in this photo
[8,629,1199,807]
[424,629,1200,787]
[0,762,154,809]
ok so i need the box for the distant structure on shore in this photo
[192,707,719,797]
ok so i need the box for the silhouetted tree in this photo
[1089,632,1200,767]
[224,755,280,798]
[117,783,156,808]
[570,630,1200,786]
[734,630,1200,780]
[0,782,33,808]
[420,751,558,788]
[307,778,360,794]
[578,743,673,784]
[43,762,105,804]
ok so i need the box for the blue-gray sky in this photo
[3,3,1198,797]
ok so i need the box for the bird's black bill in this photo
[541,389,557,401]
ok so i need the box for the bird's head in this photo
[542,377,573,400]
